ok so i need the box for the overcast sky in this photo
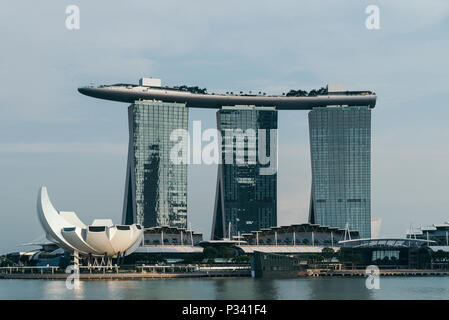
[1,1,449,254]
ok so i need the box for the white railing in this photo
[0,266,60,274]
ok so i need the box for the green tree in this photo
[217,246,233,260]
[390,256,398,266]
[432,250,446,262]
[309,253,324,264]
[380,256,390,266]
[351,254,362,268]
[183,253,203,264]
[337,251,352,265]
[19,255,29,266]
[203,247,218,260]
[0,255,13,267]
[321,247,335,261]
[233,255,251,264]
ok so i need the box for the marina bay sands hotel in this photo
[78,78,376,239]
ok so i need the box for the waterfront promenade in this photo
[3,265,449,280]
[0,265,251,280]
[302,268,449,277]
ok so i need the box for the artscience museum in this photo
[37,186,143,263]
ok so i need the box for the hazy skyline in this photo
[1,1,449,253]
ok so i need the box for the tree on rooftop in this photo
[286,89,307,97]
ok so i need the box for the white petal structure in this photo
[37,186,143,258]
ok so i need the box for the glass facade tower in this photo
[122,101,188,228]
[211,106,278,240]
[308,106,371,238]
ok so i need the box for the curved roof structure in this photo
[78,83,377,110]
[338,238,435,248]
[36,187,142,257]
[236,245,340,254]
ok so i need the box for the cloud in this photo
[277,141,311,225]
[0,142,127,155]
[0,1,449,251]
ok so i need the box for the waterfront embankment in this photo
[0,265,251,280]
[301,269,449,277]
[3,266,449,280]
[0,272,251,280]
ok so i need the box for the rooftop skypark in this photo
[78,78,377,110]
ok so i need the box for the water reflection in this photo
[1,277,449,300]
[306,278,373,300]
[252,279,279,300]
[213,278,279,300]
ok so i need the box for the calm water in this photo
[0,277,449,300]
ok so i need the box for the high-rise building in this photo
[211,106,278,240]
[79,79,377,241]
[122,101,188,228]
[308,106,371,238]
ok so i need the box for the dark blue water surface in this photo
[1,277,449,300]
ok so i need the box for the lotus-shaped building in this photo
[37,187,143,258]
